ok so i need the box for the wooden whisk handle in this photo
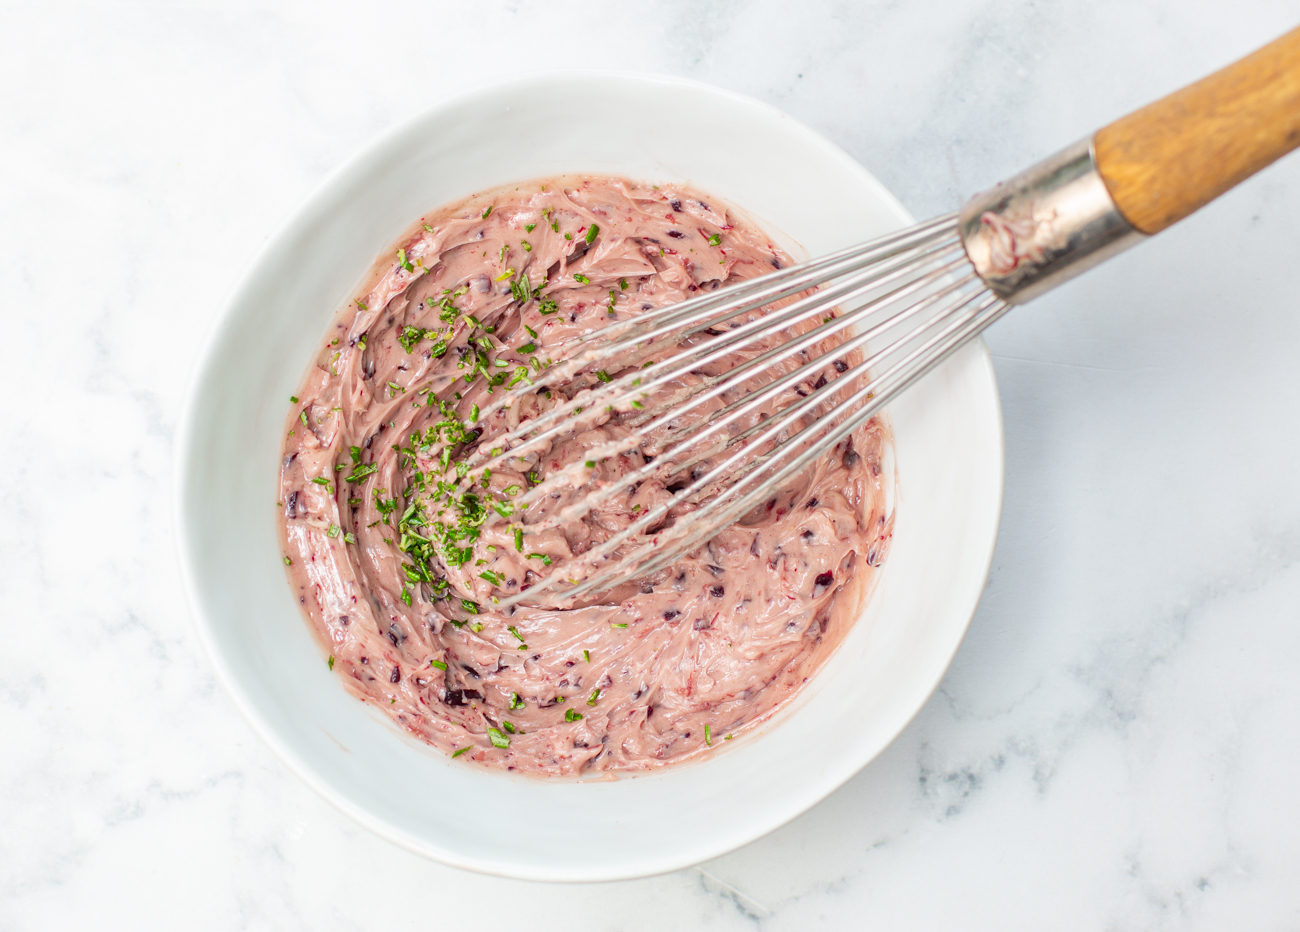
[1094,26,1300,235]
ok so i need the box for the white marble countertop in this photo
[5,1,1300,927]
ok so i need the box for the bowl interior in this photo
[176,73,1003,882]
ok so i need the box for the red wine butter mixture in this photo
[279,177,893,776]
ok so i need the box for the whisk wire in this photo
[472,213,1012,607]
[458,216,962,478]
[505,248,972,517]
[532,289,1009,606]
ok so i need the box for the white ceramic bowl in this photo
[176,73,1003,882]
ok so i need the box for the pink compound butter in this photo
[279,176,893,776]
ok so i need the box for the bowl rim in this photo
[174,69,1004,881]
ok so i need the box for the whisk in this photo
[462,27,1300,608]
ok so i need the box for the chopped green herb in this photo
[708,233,722,246]
[584,460,596,469]
[400,587,412,606]
[397,248,414,271]
[612,623,628,629]
[573,273,590,284]
[343,532,356,544]
[518,342,536,354]
[585,224,599,244]
[587,688,600,706]
[356,300,368,311]
[619,278,628,290]
[507,625,526,644]
[705,724,712,745]
[494,268,515,281]
[521,241,532,252]
[398,325,428,353]
[502,721,516,734]
[514,527,524,551]
[430,659,448,671]
[524,324,538,339]
[479,569,502,586]
[345,463,377,483]
[594,370,612,382]
[525,223,536,232]
[289,395,299,403]
[461,599,480,614]
[509,692,524,710]
[487,728,510,749]
[283,555,292,565]
[583,649,590,662]
[452,746,471,758]
[311,476,333,493]
[328,655,334,670]
[526,553,553,566]
[481,205,493,219]
[565,708,583,722]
